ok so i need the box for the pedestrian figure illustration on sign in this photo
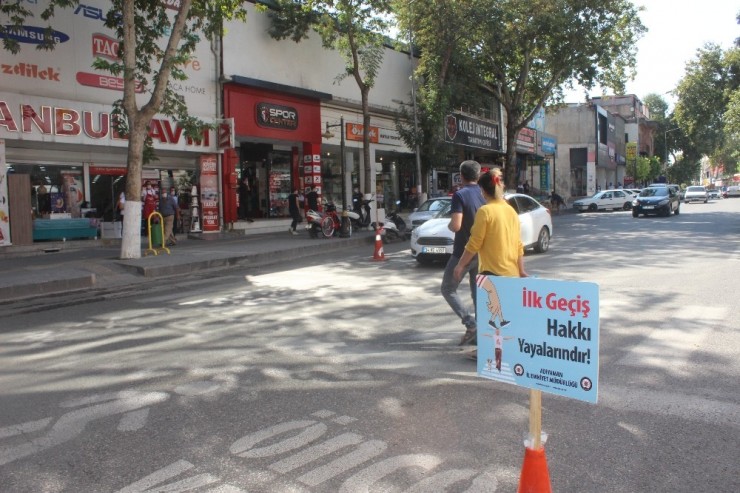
[476,275,510,330]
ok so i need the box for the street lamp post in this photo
[323,116,350,237]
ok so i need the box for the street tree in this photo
[263,0,392,198]
[401,0,645,188]
[673,43,738,178]
[643,93,669,122]
[392,1,493,186]
[1,1,249,259]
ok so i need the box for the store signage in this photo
[76,72,145,92]
[74,4,107,22]
[90,166,126,176]
[0,25,70,45]
[217,118,234,150]
[443,112,500,151]
[255,102,298,130]
[541,135,557,155]
[0,97,219,152]
[516,127,536,154]
[92,33,120,61]
[1,63,61,82]
[199,154,219,232]
[345,123,378,143]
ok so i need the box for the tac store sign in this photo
[475,276,600,403]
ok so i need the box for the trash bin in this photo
[150,221,163,247]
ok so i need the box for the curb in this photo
[0,269,96,300]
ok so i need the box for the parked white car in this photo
[572,189,635,212]
[726,186,740,197]
[683,185,708,203]
[410,193,552,264]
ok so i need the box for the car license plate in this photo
[422,247,447,254]
[642,205,654,209]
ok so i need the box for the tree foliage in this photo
[263,0,392,196]
[673,43,738,178]
[392,0,492,178]
[396,0,646,188]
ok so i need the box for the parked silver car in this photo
[407,197,451,230]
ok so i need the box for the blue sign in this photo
[0,26,70,45]
[475,276,599,403]
[541,135,557,155]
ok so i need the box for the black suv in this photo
[632,185,680,217]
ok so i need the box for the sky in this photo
[565,0,739,108]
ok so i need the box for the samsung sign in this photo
[444,112,500,151]
[0,25,70,45]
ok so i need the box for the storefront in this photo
[221,78,330,223]
[0,0,221,246]
[0,93,222,245]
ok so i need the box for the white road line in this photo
[338,454,442,493]
[269,432,364,474]
[116,459,219,493]
[297,440,387,487]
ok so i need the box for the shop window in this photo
[9,164,86,219]
[268,151,293,218]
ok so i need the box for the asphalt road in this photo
[1,198,739,492]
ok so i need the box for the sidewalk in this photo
[0,227,377,302]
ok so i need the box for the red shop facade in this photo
[221,78,332,223]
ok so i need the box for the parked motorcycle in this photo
[371,201,408,243]
[306,203,355,238]
[350,198,372,231]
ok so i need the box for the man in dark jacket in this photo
[159,189,180,246]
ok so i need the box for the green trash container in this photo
[150,221,163,247]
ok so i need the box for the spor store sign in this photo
[0,93,221,153]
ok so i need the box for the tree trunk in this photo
[361,87,372,197]
[504,121,518,190]
[119,125,146,259]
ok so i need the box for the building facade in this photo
[0,0,224,246]
[545,102,628,199]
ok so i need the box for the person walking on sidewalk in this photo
[287,188,302,235]
[441,160,485,346]
[159,189,180,246]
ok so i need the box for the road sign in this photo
[476,276,599,403]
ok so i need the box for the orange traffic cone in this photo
[372,227,386,261]
[517,446,552,493]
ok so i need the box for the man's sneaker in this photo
[459,328,476,346]
[500,320,510,327]
[488,320,498,329]
[290,230,299,235]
